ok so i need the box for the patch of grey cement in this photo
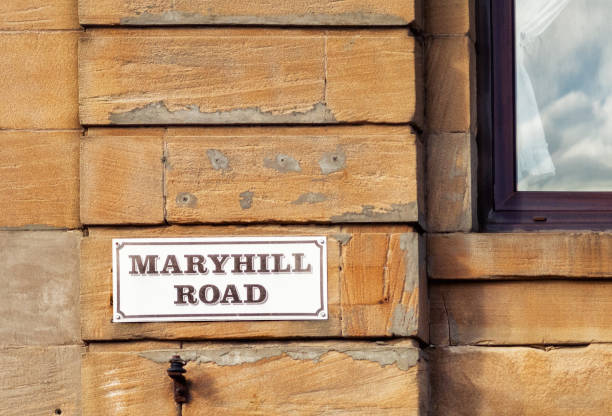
[109,101,336,125]
[120,11,409,26]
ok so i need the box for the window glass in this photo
[515,0,612,191]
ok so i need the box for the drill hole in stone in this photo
[55,409,62,415]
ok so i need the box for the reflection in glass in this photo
[516,0,612,191]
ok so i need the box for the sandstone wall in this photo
[1,1,610,415]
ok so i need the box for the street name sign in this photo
[112,236,327,322]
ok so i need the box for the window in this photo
[478,0,612,230]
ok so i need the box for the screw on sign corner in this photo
[167,355,189,406]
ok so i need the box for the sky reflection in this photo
[517,0,612,191]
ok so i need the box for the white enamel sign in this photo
[112,236,328,322]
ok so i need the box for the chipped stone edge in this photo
[330,232,352,246]
[330,202,419,223]
[389,233,425,338]
[138,344,420,371]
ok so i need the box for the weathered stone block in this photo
[428,232,612,279]
[0,345,82,415]
[0,0,79,29]
[78,29,421,125]
[164,126,421,224]
[83,340,428,415]
[430,345,612,415]
[80,225,426,341]
[80,134,164,224]
[430,281,612,345]
[425,0,473,37]
[0,231,80,346]
[78,0,419,27]
[426,36,475,133]
[427,132,476,232]
[0,131,80,229]
[0,32,79,129]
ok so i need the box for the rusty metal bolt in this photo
[167,355,188,404]
[168,355,187,375]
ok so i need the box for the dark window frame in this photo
[477,0,612,231]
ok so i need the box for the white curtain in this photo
[515,0,571,188]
